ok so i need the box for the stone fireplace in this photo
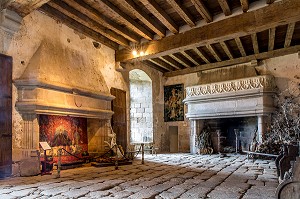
[13,40,114,176]
[184,74,276,154]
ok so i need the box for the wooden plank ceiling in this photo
[3,0,300,76]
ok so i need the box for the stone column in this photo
[190,120,197,154]
[19,114,40,176]
[257,115,266,143]
[0,9,22,54]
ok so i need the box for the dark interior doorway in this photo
[0,54,12,178]
[169,126,178,153]
[111,88,127,152]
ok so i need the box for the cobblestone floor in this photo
[0,154,278,199]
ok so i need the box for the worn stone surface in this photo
[0,154,278,198]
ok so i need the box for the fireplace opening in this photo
[39,114,110,166]
[201,117,258,153]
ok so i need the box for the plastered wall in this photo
[1,10,126,161]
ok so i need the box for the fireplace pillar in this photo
[258,115,267,143]
[190,120,197,154]
[18,113,40,176]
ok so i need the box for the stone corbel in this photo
[0,9,22,53]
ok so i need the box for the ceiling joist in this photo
[93,0,153,41]
[167,0,195,27]
[190,0,213,23]
[120,0,165,38]
[140,0,178,34]
[116,0,300,62]
[217,0,232,16]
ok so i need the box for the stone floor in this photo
[0,154,278,199]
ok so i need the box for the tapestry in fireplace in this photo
[39,115,88,163]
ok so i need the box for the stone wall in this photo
[130,79,153,143]
[0,9,125,175]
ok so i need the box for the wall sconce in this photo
[132,48,145,58]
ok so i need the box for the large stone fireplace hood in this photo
[14,41,114,119]
[183,75,276,119]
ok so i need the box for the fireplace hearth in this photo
[184,75,276,154]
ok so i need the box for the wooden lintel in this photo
[206,44,222,62]
[284,23,295,48]
[149,58,175,71]
[73,0,140,43]
[7,0,51,16]
[140,0,178,34]
[116,0,300,62]
[266,0,276,4]
[48,0,129,46]
[121,0,165,37]
[169,54,191,68]
[193,48,210,63]
[159,56,183,70]
[164,45,300,77]
[167,0,195,27]
[251,33,259,54]
[220,41,233,59]
[181,51,200,66]
[268,27,276,51]
[143,61,168,73]
[94,0,153,40]
[235,37,247,57]
[217,0,231,16]
[190,0,213,23]
[39,4,119,50]
[240,0,249,12]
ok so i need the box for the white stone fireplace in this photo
[183,75,276,154]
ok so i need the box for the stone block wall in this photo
[130,79,153,143]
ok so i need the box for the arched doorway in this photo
[129,69,153,143]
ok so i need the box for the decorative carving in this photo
[186,75,275,97]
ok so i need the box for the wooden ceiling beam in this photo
[39,4,119,50]
[284,22,295,48]
[266,0,276,4]
[167,0,195,27]
[193,48,210,64]
[48,0,130,46]
[169,54,191,68]
[93,0,153,40]
[165,45,300,76]
[66,0,140,43]
[181,51,201,66]
[140,0,178,34]
[6,0,51,16]
[235,37,247,57]
[206,44,222,61]
[190,0,213,23]
[148,58,174,71]
[251,33,259,54]
[268,27,276,51]
[159,56,183,70]
[116,0,300,62]
[240,0,249,12]
[220,41,234,59]
[120,0,165,37]
[217,0,232,16]
[143,60,168,73]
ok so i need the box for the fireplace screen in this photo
[39,115,88,163]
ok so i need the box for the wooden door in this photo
[110,88,127,152]
[169,126,179,153]
[0,54,12,178]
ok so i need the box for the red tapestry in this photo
[39,115,88,163]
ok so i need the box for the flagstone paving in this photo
[0,154,278,198]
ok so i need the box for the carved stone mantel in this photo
[184,75,276,153]
[183,75,276,119]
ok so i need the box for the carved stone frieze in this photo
[185,75,276,98]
